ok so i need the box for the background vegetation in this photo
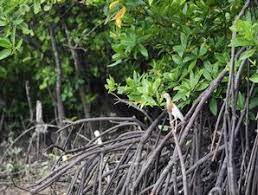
[1,0,258,194]
[0,0,256,144]
[1,0,257,135]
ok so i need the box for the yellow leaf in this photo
[112,6,126,28]
[109,0,120,10]
[115,18,122,28]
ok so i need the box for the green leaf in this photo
[0,38,12,49]
[105,76,117,92]
[15,39,23,51]
[172,55,182,64]
[0,66,7,78]
[108,59,122,67]
[239,48,256,61]
[148,0,153,6]
[139,44,148,58]
[203,69,212,81]
[43,4,52,11]
[153,78,161,90]
[209,97,217,116]
[33,0,41,14]
[250,73,258,83]
[173,45,184,57]
[180,33,187,49]
[199,43,208,56]
[237,92,244,110]
[188,59,197,72]
[0,49,12,60]
[0,19,7,27]
[250,97,258,109]
[19,23,33,35]
[231,37,254,47]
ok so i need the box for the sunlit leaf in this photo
[180,33,187,49]
[108,59,122,67]
[199,43,208,56]
[0,38,12,49]
[0,49,11,60]
[139,44,148,58]
[33,0,41,14]
[239,48,256,61]
[250,73,258,83]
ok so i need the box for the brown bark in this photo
[25,81,33,122]
[49,26,65,126]
[49,26,67,147]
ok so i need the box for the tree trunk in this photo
[49,26,67,146]
[62,21,91,119]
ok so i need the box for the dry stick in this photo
[208,187,222,195]
[215,156,227,188]
[235,80,254,193]
[162,170,171,195]
[111,154,136,194]
[184,47,244,123]
[47,86,58,120]
[132,120,182,192]
[11,178,38,195]
[153,119,166,183]
[120,111,165,195]
[158,69,227,194]
[180,68,227,145]
[244,135,258,195]
[98,153,104,195]
[251,153,258,195]
[56,116,145,134]
[93,130,111,184]
[30,138,140,193]
[234,50,247,92]
[49,26,65,126]
[66,132,142,158]
[147,68,227,194]
[0,112,4,134]
[238,149,248,193]
[225,1,251,194]
[244,61,250,151]
[92,158,100,195]
[140,145,225,195]
[81,157,100,194]
[66,135,141,171]
[168,116,188,195]
[191,119,201,194]
[25,81,33,122]
[76,132,91,142]
[235,84,254,136]
[165,113,188,195]
[73,123,89,144]
[49,25,66,148]
[224,83,255,193]
[1,126,36,163]
[89,122,139,144]
[111,92,153,122]
[103,144,133,195]
[66,163,84,195]
[211,101,226,155]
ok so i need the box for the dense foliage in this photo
[0,0,258,136]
